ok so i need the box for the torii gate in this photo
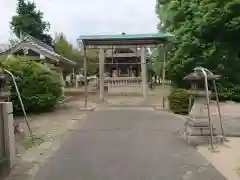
[79,33,172,108]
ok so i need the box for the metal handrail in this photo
[194,67,214,150]
[4,69,33,139]
[194,67,225,151]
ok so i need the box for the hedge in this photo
[4,56,63,114]
[168,88,191,115]
[217,85,240,102]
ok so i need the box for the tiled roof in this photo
[0,35,76,65]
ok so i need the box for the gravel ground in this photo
[5,100,93,180]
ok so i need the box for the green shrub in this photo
[4,56,63,114]
[217,85,240,102]
[168,88,191,115]
[232,86,240,102]
[218,87,232,101]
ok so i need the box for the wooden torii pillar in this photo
[99,48,105,102]
[140,46,148,102]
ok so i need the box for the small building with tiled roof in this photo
[0,35,76,70]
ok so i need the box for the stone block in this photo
[2,102,16,168]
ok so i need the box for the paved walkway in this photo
[34,108,226,180]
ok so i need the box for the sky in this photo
[0,0,159,45]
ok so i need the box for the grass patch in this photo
[22,135,45,150]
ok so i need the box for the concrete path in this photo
[34,108,226,180]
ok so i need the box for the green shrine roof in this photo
[80,33,171,40]
[79,32,173,46]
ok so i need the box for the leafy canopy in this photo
[156,0,240,88]
[149,47,164,76]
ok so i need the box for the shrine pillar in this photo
[99,48,105,101]
[140,47,148,101]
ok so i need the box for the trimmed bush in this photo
[168,88,190,115]
[217,85,240,102]
[4,56,63,114]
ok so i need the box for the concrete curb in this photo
[100,103,167,108]
[79,106,97,111]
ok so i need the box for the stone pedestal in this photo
[190,96,208,118]
[186,93,215,136]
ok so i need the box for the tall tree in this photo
[149,48,164,78]
[10,0,52,45]
[156,0,240,95]
[54,33,74,58]
[54,33,99,75]
[54,33,82,74]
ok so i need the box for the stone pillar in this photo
[141,47,148,101]
[2,102,15,168]
[137,64,141,77]
[83,47,88,108]
[116,63,119,77]
[99,48,105,101]
[75,74,79,88]
[130,65,133,77]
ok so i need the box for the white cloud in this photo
[0,0,159,44]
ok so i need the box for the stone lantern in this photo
[182,67,222,150]
[0,68,10,102]
[184,70,220,120]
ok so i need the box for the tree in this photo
[150,47,165,77]
[54,33,75,59]
[54,33,83,74]
[156,0,240,100]
[53,33,99,75]
[10,0,52,45]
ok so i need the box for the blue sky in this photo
[0,0,159,44]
